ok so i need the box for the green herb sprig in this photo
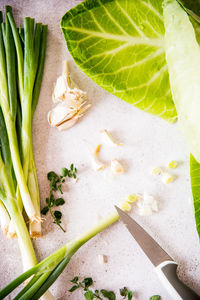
[41,164,77,232]
[69,276,133,300]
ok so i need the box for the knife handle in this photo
[156,261,200,300]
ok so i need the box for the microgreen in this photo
[41,164,77,232]
[69,277,133,300]
[149,296,161,300]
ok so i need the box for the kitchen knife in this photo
[115,206,200,300]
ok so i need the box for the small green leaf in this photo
[101,289,116,300]
[73,173,77,179]
[84,290,94,300]
[54,210,62,220]
[47,171,58,181]
[82,277,93,288]
[55,198,65,206]
[69,285,79,292]
[70,163,74,171]
[41,206,49,215]
[71,276,79,283]
[61,167,69,177]
[149,296,161,300]
[45,198,50,205]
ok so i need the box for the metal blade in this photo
[115,206,174,266]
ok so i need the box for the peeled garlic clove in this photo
[110,159,124,175]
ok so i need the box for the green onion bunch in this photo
[0,5,47,272]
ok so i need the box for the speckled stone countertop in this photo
[0,1,199,299]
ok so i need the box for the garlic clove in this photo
[110,159,124,175]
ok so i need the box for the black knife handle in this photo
[156,261,200,300]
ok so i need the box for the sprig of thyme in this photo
[41,164,77,232]
[69,276,133,300]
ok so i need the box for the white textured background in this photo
[0,1,200,299]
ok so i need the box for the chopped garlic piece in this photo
[101,129,123,146]
[161,172,174,184]
[126,194,139,203]
[152,167,162,175]
[137,193,158,216]
[168,160,178,169]
[48,60,90,131]
[91,144,106,172]
[110,159,124,175]
[98,254,107,264]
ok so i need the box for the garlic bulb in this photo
[48,60,90,131]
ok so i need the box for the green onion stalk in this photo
[0,209,126,300]
[0,200,10,235]
[0,106,37,271]
[7,8,48,237]
[0,6,53,300]
[0,7,37,226]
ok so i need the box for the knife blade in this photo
[115,206,200,300]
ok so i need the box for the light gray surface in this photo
[0,1,200,299]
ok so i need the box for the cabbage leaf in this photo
[163,0,200,163]
[61,0,177,123]
[190,155,200,238]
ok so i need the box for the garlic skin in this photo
[101,129,123,146]
[91,144,106,172]
[48,60,90,131]
[110,159,124,175]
